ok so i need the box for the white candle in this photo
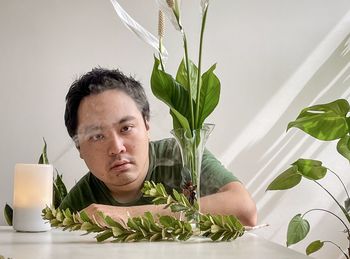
[13,163,53,232]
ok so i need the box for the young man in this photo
[60,68,257,226]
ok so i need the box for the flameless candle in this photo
[12,163,53,232]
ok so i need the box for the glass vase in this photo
[170,123,215,228]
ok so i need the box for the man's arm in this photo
[200,181,257,226]
[83,182,257,226]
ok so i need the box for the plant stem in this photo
[302,208,350,236]
[158,38,165,72]
[327,167,350,201]
[195,4,209,129]
[313,180,350,224]
[323,241,350,259]
[182,33,195,131]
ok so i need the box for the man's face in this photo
[76,89,149,197]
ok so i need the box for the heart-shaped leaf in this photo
[287,214,310,246]
[337,135,350,162]
[292,159,327,180]
[287,99,350,141]
[306,240,324,255]
[266,165,301,190]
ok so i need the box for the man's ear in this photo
[144,118,150,131]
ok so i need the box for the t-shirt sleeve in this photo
[200,149,239,196]
[59,173,98,212]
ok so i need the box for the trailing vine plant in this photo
[267,99,350,258]
[42,181,245,242]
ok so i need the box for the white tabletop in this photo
[0,226,311,259]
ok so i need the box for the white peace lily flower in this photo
[110,0,168,59]
[200,0,209,15]
[156,0,182,31]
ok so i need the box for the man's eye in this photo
[121,125,133,133]
[90,134,104,141]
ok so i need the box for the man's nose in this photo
[108,132,126,156]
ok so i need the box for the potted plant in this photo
[267,99,350,258]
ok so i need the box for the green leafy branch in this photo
[267,99,350,258]
[42,181,244,242]
[42,206,193,242]
[141,181,198,221]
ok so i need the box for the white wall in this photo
[1,0,350,258]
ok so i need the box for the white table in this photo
[0,226,311,259]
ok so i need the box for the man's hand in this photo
[82,204,129,225]
[82,203,178,226]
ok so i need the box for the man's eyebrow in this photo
[80,125,103,134]
[118,115,137,124]
[79,116,137,134]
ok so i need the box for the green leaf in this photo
[38,138,49,164]
[159,215,173,227]
[266,166,302,190]
[81,222,94,231]
[345,198,350,212]
[337,135,350,162]
[292,159,327,180]
[286,214,310,246]
[287,99,349,141]
[79,211,92,223]
[151,57,192,131]
[53,171,68,208]
[306,240,324,255]
[196,64,220,128]
[170,108,191,131]
[176,58,198,100]
[96,230,113,242]
[4,203,13,226]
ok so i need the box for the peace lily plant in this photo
[110,0,220,206]
[267,99,350,258]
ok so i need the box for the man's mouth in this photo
[110,160,132,173]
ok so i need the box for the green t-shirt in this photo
[59,138,238,212]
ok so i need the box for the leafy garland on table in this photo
[42,181,244,242]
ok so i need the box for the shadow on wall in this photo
[221,12,350,228]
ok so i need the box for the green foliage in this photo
[268,99,350,258]
[4,203,13,226]
[150,2,220,133]
[151,57,220,132]
[337,135,350,162]
[42,182,245,242]
[287,99,349,141]
[286,214,310,247]
[53,170,68,208]
[38,137,49,164]
[306,240,324,256]
[200,214,244,241]
[266,158,326,191]
[142,181,198,221]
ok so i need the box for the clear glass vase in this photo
[170,123,215,227]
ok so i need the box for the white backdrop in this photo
[1,1,350,258]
